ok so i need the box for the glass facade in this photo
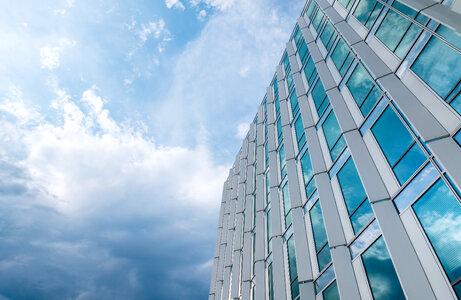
[211,0,461,299]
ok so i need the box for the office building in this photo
[209,0,461,298]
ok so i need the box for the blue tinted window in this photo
[331,39,354,76]
[306,0,317,19]
[362,237,405,300]
[411,25,461,115]
[346,64,381,117]
[310,201,332,271]
[267,209,272,252]
[287,71,294,92]
[304,56,318,87]
[371,107,426,184]
[375,2,427,59]
[275,96,280,117]
[298,40,309,63]
[338,0,355,10]
[323,281,340,300]
[280,145,287,179]
[301,149,316,198]
[266,171,270,203]
[294,27,302,46]
[284,54,291,73]
[312,9,326,32]
[287,236,300,300]
[294,116,306,150]
[282,183,292,228]
[312,79,329,117]
[413,179,461,282]
[320,22,337,52]
[277,118,283,144]
[353,0,383,29]
[290,90,299,115]
[337,157,374,233]
[269,263,274,300]
[322,111,347,161]
[455,131,461,147]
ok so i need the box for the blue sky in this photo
[0,0,304,299]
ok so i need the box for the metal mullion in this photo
[349,197,369,217]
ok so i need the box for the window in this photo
[455,130,461,147]
[290,90,299,116]
[337,157,374,233]
[265,143,269,168]
[266,171,270,204]
[294,116,306,150]
[306,0,317,19]
[284,54,291,74]
[301,149,316,198]
[275,95,281,117]
[310,201,332,271]
[280,145,287,179]
[338,0,355,10]
[268,263,274,300]
[346,64,381,117]
[267,209,272,253]
[287,236,300,300]
[375,1,428,59]
[294,27,303,46]
[371,106,426,184]
[312,8,326,32]
[311,79,329,117]
[323,280,340,300]
[322,111,347,162]
[413,179,461,286]
[298,39,309,63]
[303,56,318,87]
[282,182,292,228]
[352,0,383,29]
[277,118,283,145]
[287,71,295,92]
[330,39,354,77]
[320,22,338,52]
[361,236,405,299]
[411,25,461,115]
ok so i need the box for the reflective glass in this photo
[266,171,270,202]
[375,2,427,59]
[350,220,380,258]
[290,90,299,115]
[284,54,290,73]
[294,116,306,150]
[315,264,335,293]
[277,118,283,144]
[294,27,302,46]
[291,278,300,300]
[346,64,381,117]
[455,131,461,147]
[275,96,280,117]
[301,149,316,197]
[350,200,374,233]
[362,236,405,300]
[337,158,367,215]
[331,39,354,76]
[269,263,274,300]
[280,145,287,178]
[298,40,309,63]
[454,282,461,299]
[353,0,383,29]
[267,209,272,253]
[320,22,337,51]
[287,71,294,92]
[318,244,332,271]
[283,183,292,227]
[393,142,427,184]
[312,79,329,117]
[413,179,461,282]
[322,111,346,161]
[323,281,340,300]
[287,236,298,281]
[411,25,461,115]
[310,201,329,251]
[312,9,326,31]
[306,1,317,19]
[304,56,318,87]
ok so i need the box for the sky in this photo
[0,0,304,299]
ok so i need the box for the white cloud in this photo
[54,0,76,16]
[189,0,236,10]
[198,9,207,21]
[137,19,170,44]
[235,122,249,139]
[39,38,76,70]
[165,0,186,10]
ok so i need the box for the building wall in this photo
[210,0,461,298]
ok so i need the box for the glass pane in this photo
[413,179,461,282]
[393,142,426,185]
[318,244,332,271]
[290,91,299,115]
[287,236,298,281]
[304,57,318,87]
[267,210,272,253]
[313,10,326,31]
[338,0,355,10]
[320,22,337,51]
[275,96,281,116]
[337,158,367,213]
[301,149,315,197]
[350,220,381,258]
[371,106,414,166]
[322,111,342,152]
[353,0,383,29]
[283,183,291,219]
[277,118,283,144]
[453,281,461,299]
[310,201,329,251]
[291,278,300,300]
[346,64,381,117]
[294,116,305,149]
[323,281,340,300]
[455,131,461,147]
[280,145,287,178]
[299,40,309,63]
[331,39,354,76]
[362,237,406,300]
[269,263,274,300]
[294,27,302,46]
[411,25,461,115]
[312,79,329,117]
[350,200,374,233]
[330,135,347,162]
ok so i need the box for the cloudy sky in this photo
[0,0,304,299]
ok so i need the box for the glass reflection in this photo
[322,111,346,161]
[361,236,405,300]
[352,0,383,29]
[413,179,461,282]
[350,219,380,258]
[331,39,354,76]
[323,280,340,300]
[346,64,381,117]
[315,264,335,293]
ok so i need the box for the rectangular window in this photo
[323,280,340,300]
[352,0,383,29]
[338,0,355,10]
[320,22,338,52]
[311,79,329,117]
[265,143,269,169]
[413,179,461,288]
[345,64,381,117]
[375,2,428,59]
[303,56,318,87]
[268,263,274,300]
[290,90,299,116]
[337,157,374,233]
[306,0,317,20]
[275,95,281,117]
[294,27,302,46]
[301,149,316,198]
[282,182,292,228]
[310,201,332,271]
[362,236,405,299]
[287,236,300,300]
[312,8,326,32]
[330,39,354,77]
[284,54,291,74]
[455,130,461,147]
[322,111,347,162]
[287,71,295,92]
[298,39,309,64]
[371,106,426,185]
[411,25,461,115]
[294,116,306,150]
[267,209,272,253]
[277,117,283,145]
[280,144,287,179]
